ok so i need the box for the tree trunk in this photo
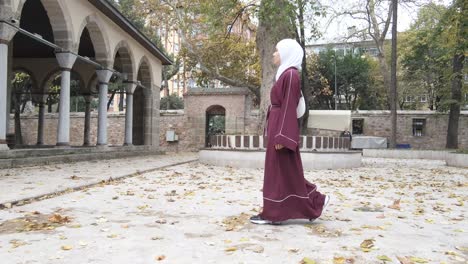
[445,0,465,149]
[107,90,116,111]
[297,0,310,135]
[256,0,295,133]
[119,87,124,111]
[389,0,398,148]
[446,53,464,149]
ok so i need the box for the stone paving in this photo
[0,155,467,264]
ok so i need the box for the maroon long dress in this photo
[260,67,326,222]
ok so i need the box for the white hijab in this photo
[275,39,304,81]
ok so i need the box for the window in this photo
[420,94,427,103]
[405,95,415,103]
[412,119,426,137]
[352,119,364,135]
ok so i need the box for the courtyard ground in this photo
[0,153,466,264]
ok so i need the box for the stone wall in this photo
[353,111,468,149]
[158,110,194,152]
[8,112,126,146]
[184,88,251,149]
[8,109,468,152]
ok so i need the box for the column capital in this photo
[124,80,137,94]
[55,52,77,70]
[96,69,113,84]
[0,22,18,43]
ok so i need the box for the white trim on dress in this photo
[263,186,317,203]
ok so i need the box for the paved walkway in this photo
[0,153,198,207]
[0,156,467,263]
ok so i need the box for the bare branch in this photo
[380,0,393,42]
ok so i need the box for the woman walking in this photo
[250,39,329,225]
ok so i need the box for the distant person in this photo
[250,39,330,225]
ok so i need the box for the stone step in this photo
[0,148,162,169]
[0,145,154,159]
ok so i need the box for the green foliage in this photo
[207,115,225,135]
[399,3,451,111]
[113,0,167,54]
[160,93,184,110]
[11,72,33,113]
[307,49,377,110]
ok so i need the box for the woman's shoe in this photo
[249,215,282,225]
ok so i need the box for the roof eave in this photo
[88,0,173,65]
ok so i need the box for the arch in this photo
[16,0,74,50]
[137,55,153,89]
[205,105,226,147]
[12,67,39,93]
[41,68,86,94]
[113,40,135,81]
[206,105,227,115]
[76,15,112,66]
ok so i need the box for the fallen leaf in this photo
[333,256,354,264]
[225,247,237,252]
[396,256,414,264]
[61,245,72,250]
[245,245,264,253]
[48,214,71,224]
[333,257,345,264]
[388,199,401,210]
[456,246,468,252]
[377,255,392,262]
[409,257,429,263]
[300,257,316,264]
[360,239,375,252]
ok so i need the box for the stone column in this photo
[96,70,113,146]
[0,22,17,150]
[55,52,77,147]
[83,95,93,146]
[36,98,46,145]
[124,82,136,146]
[144,88,153,146]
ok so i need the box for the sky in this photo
[309,0,453,44]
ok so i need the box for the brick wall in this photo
[8,113,126,146]
[8,110,468,151]
[352,111,468,149]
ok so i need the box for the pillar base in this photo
[96,144,109,149]
[0,143,9,151]
[56,142,70,148]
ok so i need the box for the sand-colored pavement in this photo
[0,156,467,263]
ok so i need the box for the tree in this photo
[160,93,184,110]
[134,0,260,100]
[399,4,450,111]
[339,0,403,146]
[11,72,33,145]
[442,0,466,149]
[307,49,374,110]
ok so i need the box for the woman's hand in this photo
[275,144,284,150]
